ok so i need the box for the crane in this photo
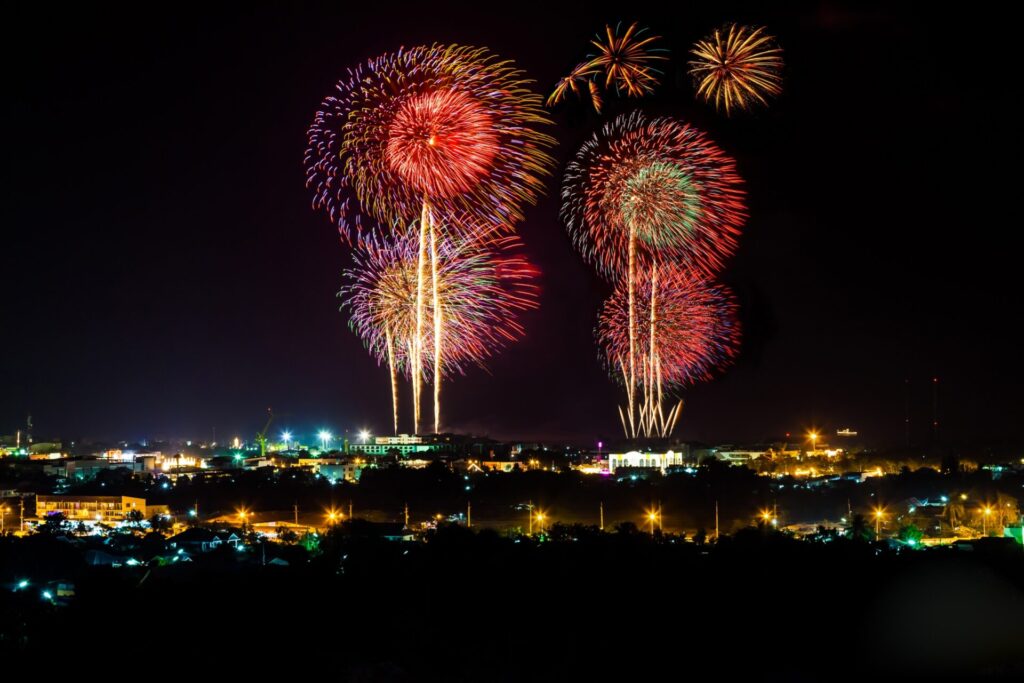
[255,408,275,458]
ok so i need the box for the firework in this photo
[307,43,554,434]
[562,112,745,437]
[598,266,740,437]
[341,225,539,435]
[689,24,783,115]
[306,44,555,240]
[548,22,666,112]
[562,111,746,278]
[598,266,740,387]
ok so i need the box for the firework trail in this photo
[598,267,740,436]
[562,112,745,437]
[548,22,667,112]
[340,225,539,435]
[306,44,554,433]
[689,24,783,115]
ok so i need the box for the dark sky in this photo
[2,2,1020,448]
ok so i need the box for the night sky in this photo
[2,2,1019,448]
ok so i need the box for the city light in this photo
[358,430,371,443]
[281,431,293,447]
[325,507,342,526]
[318,430,333,451]
[873,506,886,537]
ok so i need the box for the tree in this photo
[125,509,144,528]
[897,523,923,545]
[148,514,171,533]
[39,512,68,535]
[693,528,707,546]
[847,514,872,542]
[278,528,299,544]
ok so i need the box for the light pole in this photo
[647,509,659,536]
[1,505,8,533]
[318,430,332,452]
[808,430,818,455]
[982,506,993,536]
[874,507,885,538]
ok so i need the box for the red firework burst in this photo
[306,44,555,242]
[562,111,746,279]
[597,265,740,388]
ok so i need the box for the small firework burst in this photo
[689,23,783,115]
[548,22,667,112]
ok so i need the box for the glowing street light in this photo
[982,506,993,536]
[646,508,661,536]
[807,430,819,454]
[534,511,547,535]
[325,507,342,527]
[357,430,371,443]
[237,507,250,526]
[873,506,885,538]
[281,431,293,448]
[318,430,333,451]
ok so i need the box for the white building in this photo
[608,450,685,474]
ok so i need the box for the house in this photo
[168,527,242,553]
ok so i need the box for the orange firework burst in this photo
[689,23,783,115]
[548,22,666,112]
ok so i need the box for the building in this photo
[167,528,242,553]
[349,434,443,456]
[36,495,147,523]
[43,457,145,481]
[319,462,363,483]
[608,450,685,474]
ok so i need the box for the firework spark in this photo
[562,111,746,278]
[306,44,555,240]
[341,225,539,435]
[562,112,745,437]
[598,267,740,437]
[307,43,553,434]
[689,24,783,115]
[548,22,666,112]
[598,266,740,388]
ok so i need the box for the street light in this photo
[873,507,885,538]
[318,430,332,451]
[646,508,661,536]
[982,506,993,536]
[534,511,546,535]
[357,430,371,443]
[0,505,8,533]
[281,431,292,449]
[808,430,818,455]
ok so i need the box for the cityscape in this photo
[3,2,1023,678]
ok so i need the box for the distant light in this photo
[281,431,292,444]
[358,430,371,443]
[41,590,53,601]
[16,580,29,590]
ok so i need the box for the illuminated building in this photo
[607,450,685,474]
[319,462,364,483]
[35,495,147,523]
[350,434,443,456]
